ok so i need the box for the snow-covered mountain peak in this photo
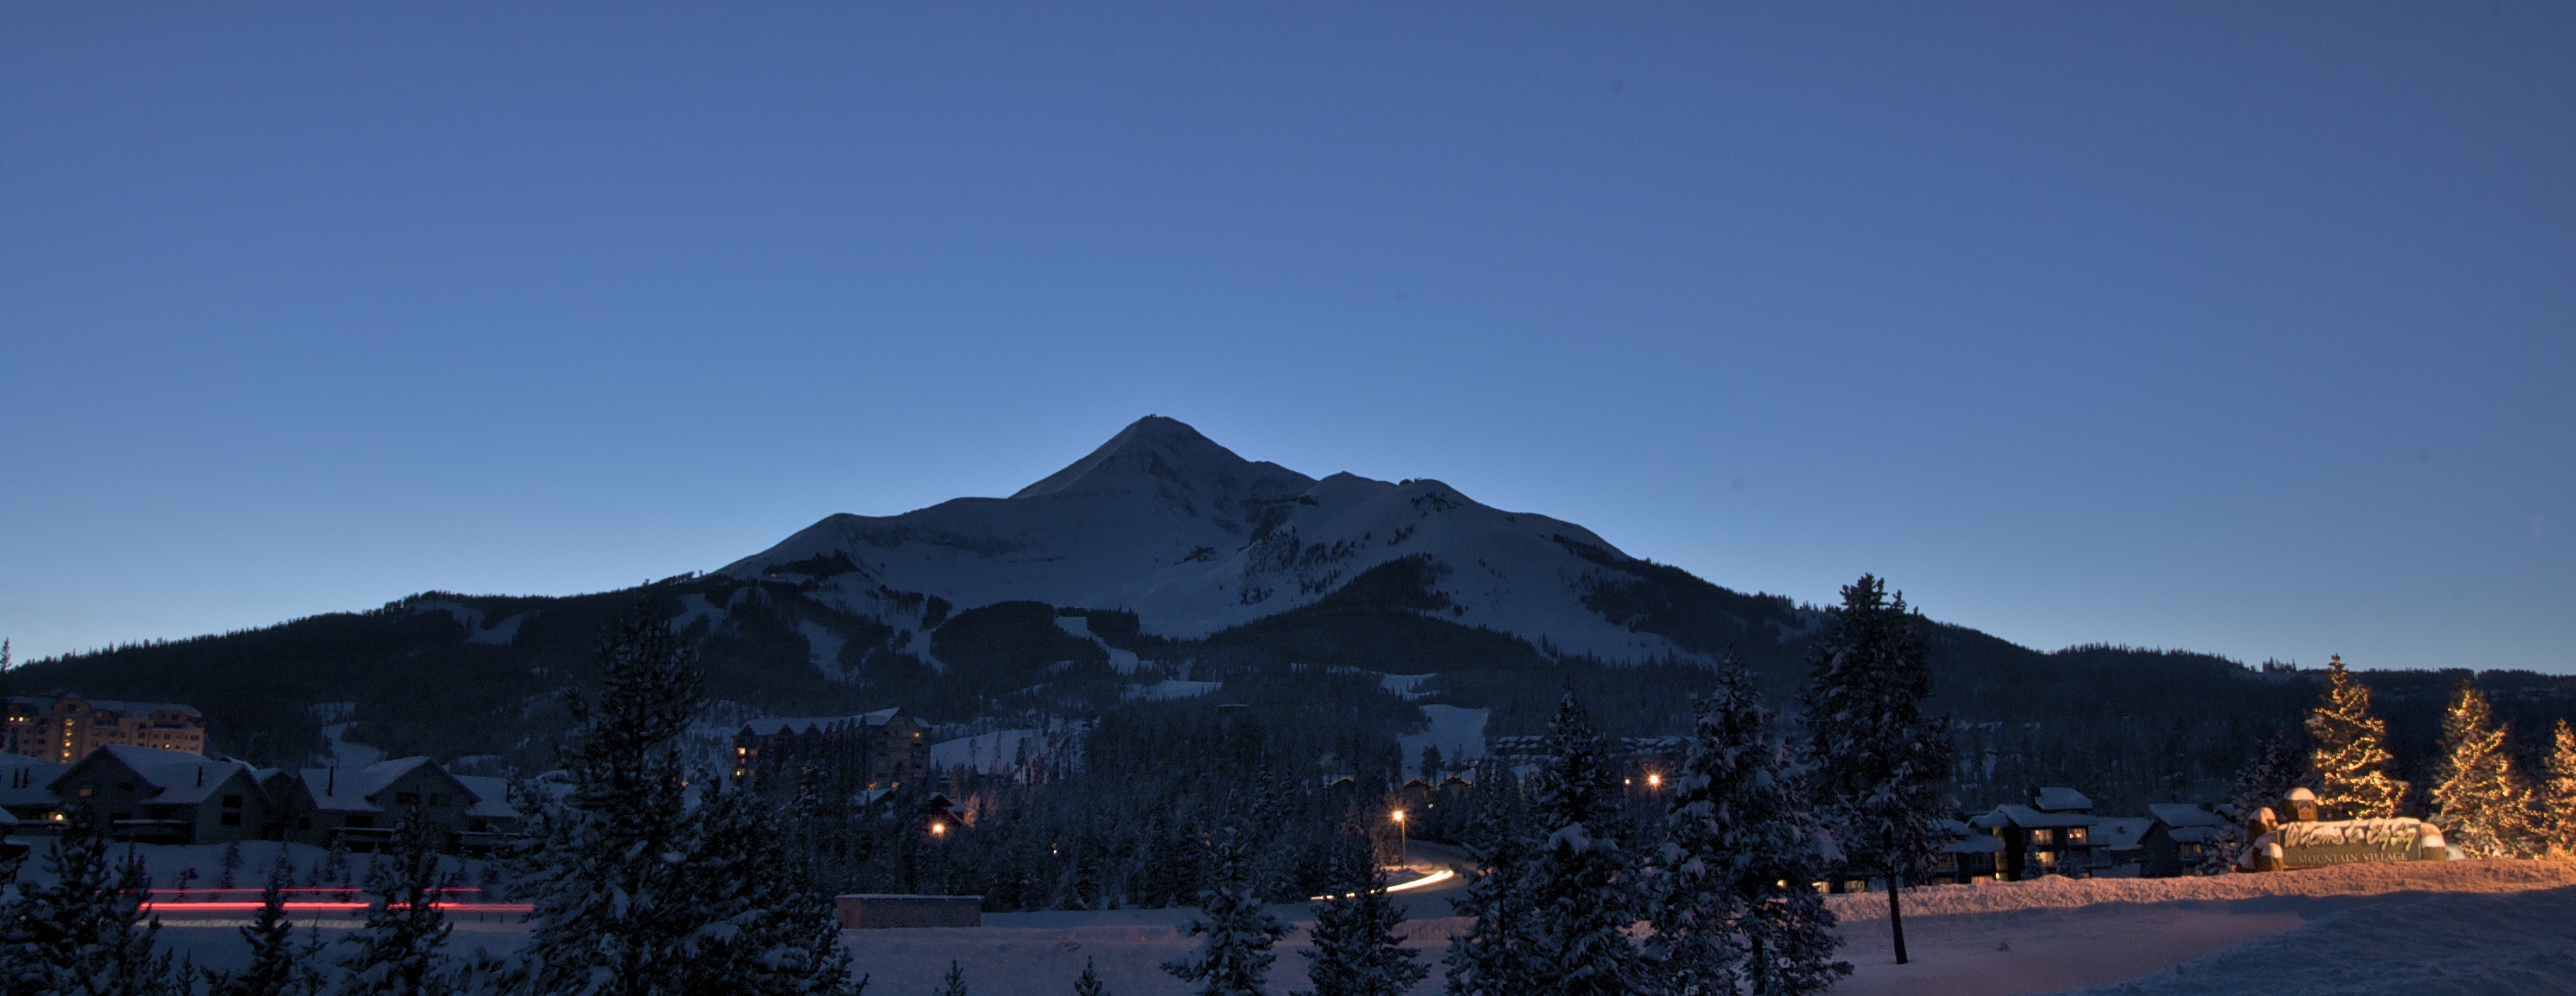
[1009,416,1310,503]
[721,416,1709,664]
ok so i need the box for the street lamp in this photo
[1647,773,1662,790]
[1391,809,1406,866]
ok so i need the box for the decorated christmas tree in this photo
[2427,679,2530,857]
[2537,719,2576,857]
[2303,655,2406,820]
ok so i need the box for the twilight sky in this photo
[3,3,2569,673]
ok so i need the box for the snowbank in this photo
[1829,858,2576,921]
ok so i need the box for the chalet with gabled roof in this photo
[731,708,925,795]
[46,744,268,844]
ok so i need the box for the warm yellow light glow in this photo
[1391,809,1405,823]
[931,822,947,836]
[1647,774,1662,788]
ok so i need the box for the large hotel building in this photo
[4,695,207,762]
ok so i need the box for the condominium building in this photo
[4,695,206,763]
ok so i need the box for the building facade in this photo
[731,708,926,796]
[5,695,206,762]
[45,744,269,845]
[270,756,512,853]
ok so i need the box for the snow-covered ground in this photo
[120,855,2576,994]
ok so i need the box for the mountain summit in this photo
[722,416,1725,661]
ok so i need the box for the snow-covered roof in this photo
[2031,786,2093,812]
[1992,805,2097,829]
[452,775,519,820]
[296,756,447,812]
[2285,786,2317,802]
[2148,803,2232,829]
[1943,834,2005,854]
[740,708,904,737]
[0,754,67,810]
[2093,817,2154,851]
[71,744,254,805]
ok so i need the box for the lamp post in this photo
[1391,809,1407,868]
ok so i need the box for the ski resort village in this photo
[9,5,2571,992]
[1,419,2572,995]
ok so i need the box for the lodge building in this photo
[4,695,206,762]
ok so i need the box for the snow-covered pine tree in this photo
[207,854,326,996]
[669,784,864,995]
[1442,787,1538,996]
[1162,828,1289,996]
[935,959,969,996]
[512,598,863,996]
[2539,719,2576,858]
[1801,574,1952,966]
[2304,655,2406,820]
[2428,679,2530,857]
[0,806,182,996]
[335,809,460,996]
[1653,659,1848,996]
[1073,957,1109,996]
[1296,855,1428,996]
[2205,731,2308,873]
[1520,690,1647,996]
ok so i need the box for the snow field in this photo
[124,853,2576,994]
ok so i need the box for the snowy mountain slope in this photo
[722,416,1734,664]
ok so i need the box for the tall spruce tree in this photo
[1441,786,1538,996]
[1801,575,1952,966]
[512,598,862,996]
[2539,719,2576,858]
[206,854,326,996]
[1521,690,1647,996]
[336,810,461,996]
[1163,829,1289,996]
[1296,856,1428,996]
[2428,679,2530,857]
[1653,660,1848,996]
[0,806,181,996]
[2304,655,2406,820]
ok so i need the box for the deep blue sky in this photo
[3,3,2569,673]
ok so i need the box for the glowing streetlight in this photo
[930,822,947,838]
[1647,773,1662,790]
[1391,809,1407,865]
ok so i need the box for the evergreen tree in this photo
[1162,829,1288,996]
[672,784,866,994]
[512,598,863,996]
[2428,679,2530,857]
[217,841,244,891]
[1296,857,1428,996]
[2207,731,2308,873]
[1520,690,1647,996]
[206,854,326,996]
[1441,791,1538,996]
[0,806,182,996]
[335,809,460,996]
[1653,661,1848,996]
[1801,574,1952,965]
[1073,958,1109,996]
[2539,719,2576,857]
[934,960,969,996]
[2304,655,2406,820]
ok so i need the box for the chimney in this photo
[327,767,336,795]
[196,768,204,788]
